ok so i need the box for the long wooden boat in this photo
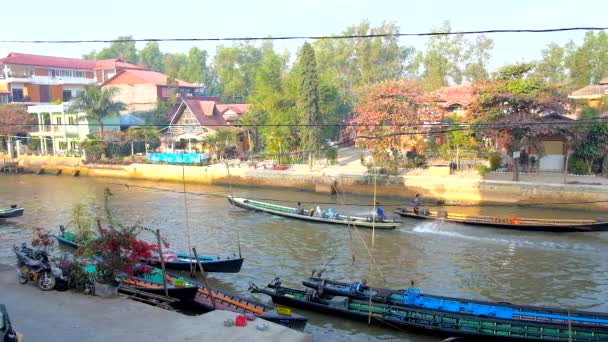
[394,207,608,232]
[121,276,199,302]
[229,196,400,230]
[142,254,244,273]
[158,272,307,330]
[303,277,608,330]
[53,232,244,273]
[0,205,24,219]
[252,278,608,341]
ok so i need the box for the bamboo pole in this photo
[155,229,169,297]
[192,247,216,309]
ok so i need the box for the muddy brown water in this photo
[1,174,608,341]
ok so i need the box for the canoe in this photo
[121,276,198,302]
[0,206,24,219]
[53,234,81,249]
[54,232,244,273]
[159,272,307,330]
[142,254,244,273]
[303,277,608,329]
[253,278,608,341]
[228,196,400,230]
[394,207,608,232]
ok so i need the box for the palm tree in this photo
[70,85,126,136]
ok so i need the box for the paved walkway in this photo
[0,264,310,342]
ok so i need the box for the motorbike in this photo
[14,244,67,291]
[0,305,18,342]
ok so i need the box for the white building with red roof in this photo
[0,52,144,104]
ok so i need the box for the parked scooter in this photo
[0,305,19,342]
[14,244,66,291]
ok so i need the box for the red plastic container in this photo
[235,315,248,327]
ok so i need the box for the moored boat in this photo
[229,196,400,230]
[121,275,199,302]
[303,277,608,329]
[252,278,608,341]
[394,207,608,232]
[53,230,244,273]
[142,253,244,273]
[157,271,307,330]
[0,205,24,219]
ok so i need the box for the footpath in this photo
[0,264,310,342]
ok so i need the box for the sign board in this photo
[147,153,208,164]
[512,151,520,159]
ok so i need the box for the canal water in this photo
[1,174,608,341]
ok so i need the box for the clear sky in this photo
[1,0,606,70]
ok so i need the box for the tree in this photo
[164,53,188,79]
[472,63,571,181]
[533,43,568,84]
[80,134,106,161]
[70,85,126,135]
[350,79,441,157]
[214,42,265,102]
[95,36,138,64]
[297,42,322,170]
[0,104,35,136]
[139,42,165,72]
[566,31,608,88]
[180,47,216,88]
[417,21,493,90]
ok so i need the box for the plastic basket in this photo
[276,306,291,316]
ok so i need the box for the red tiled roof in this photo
[216,104,251,115]
[103,69,198,87]
[182,99,230,129]
[600,77,608,85]
[569,84,608,98]
[433,83,476,107]
[0,52,96,70]
[94,59,146,70]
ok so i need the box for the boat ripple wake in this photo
[404,222,600,253]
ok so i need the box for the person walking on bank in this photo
[410,193,421,214]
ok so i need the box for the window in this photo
[69,141,78,150]
[58,141,67,150]
[11,88,24,102]
[63,90,73,102]
[56,117,62,125]
[68,116,75,125]
[50,69,86,79]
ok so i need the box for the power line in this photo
[2,118,608,128]
[1,27,606,44]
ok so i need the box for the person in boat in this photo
[295,202,305,215]
[324,207,336,219]
[315,205,323,217]
[410,193,421,214]
[351,279,368,294]
[375,201,385,222]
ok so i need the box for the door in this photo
[39,85,50,102]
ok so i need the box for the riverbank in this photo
[0,264,310,341]
[6,153,608,209]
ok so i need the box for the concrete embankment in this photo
[0,264,311,342]
[11,155,608,210]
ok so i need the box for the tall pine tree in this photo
[297,42,322,170]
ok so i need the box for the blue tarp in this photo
[147,153,207,164]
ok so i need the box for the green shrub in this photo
[476,165,491,175]
[326,147,338,165]
[568,157,589,175]
[488,152,502,171]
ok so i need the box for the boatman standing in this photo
[375,201,385,222]
[410,193,421,214]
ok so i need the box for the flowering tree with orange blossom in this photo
[350,80,443,158]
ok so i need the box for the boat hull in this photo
[53,235,81,249]
[395,209,608,232]
[254,283,608,341]
[303,278,608,329]
[143,257,244,273]
[0,207,24,219]
[229,196,399,230]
